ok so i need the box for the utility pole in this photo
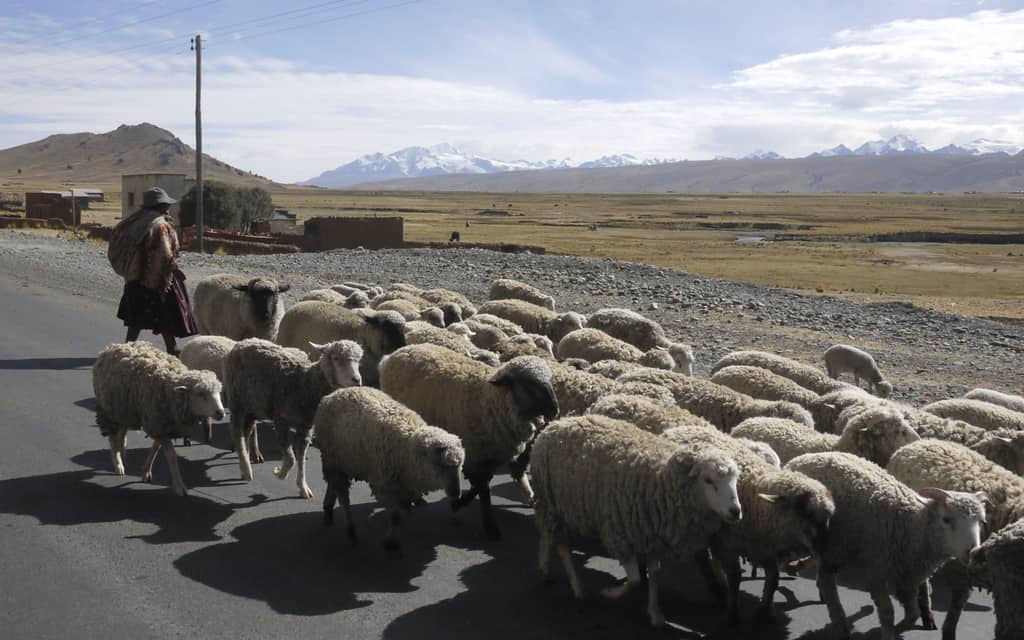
[192,34,204,253]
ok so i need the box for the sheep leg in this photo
[508,448,534,505]
[141,439,162,483]
[159,438,187,496]
[292,431,313,499]
[556,544,584,598]
[895,585,923,631]
[451,484,479,511]
[723,552,744,625]
[471,474,501,540]
[695,548,727,601]
[233,414,255,481]
[537,528,553,580]
[272,425,296,481]
[817,564,851,639]
[322,472,338,526]
[754,562,781,623]
[601,557,642,599]
[107,427,127,476]
[941,581,972,640]
[248,426,263,463]
[382,510,402,552]
[203,417,213,444]
[646,557,666,627]
[868,581,896,640]
[915,580,936,630]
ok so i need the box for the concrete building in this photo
[121,173,193,223]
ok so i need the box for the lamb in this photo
[314,387,466,550]
[923,398,1024,432]
[179,335,234,444]
[824,344,893,397]
[710,349,848,395]
[555,328,676,371]
[616,368,815,432]
[710,365,821,410]
[222,338,364,497]
[488,278,556,311]
[732,405,919,466]
[276,301,406,387]
[93,342,225,495]
[661,426,834,623]
[970,517,1024,640]
[531,415,742,626]
[887,439,1024,639]
[476,299,585,343]
[786,452,987,640]
[379,344,559,538]
[964,387,1024,414]
[193,274,291,341]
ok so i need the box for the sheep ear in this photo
[917,487,951,505]
[758,493,782,504]
[824,403,836,411]
[975,491,993,512]
[278,284,291,293]
[309,341,326,352]
[654,345,668,351]
[173,385,188,393]
[232,285,250,292]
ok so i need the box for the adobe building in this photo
[121,173,193,223]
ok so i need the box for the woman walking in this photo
[108,187,197,355]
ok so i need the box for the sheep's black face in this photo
[513,380,559,422]
[369,315,407,354]
[247,286,279,322]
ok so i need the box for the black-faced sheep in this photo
[970,517,1024,640]
[193,274,290,341]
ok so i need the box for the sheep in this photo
[531,415,742,627]
[559,357,591,370]
[179,335,235,445]
[445,322,475,340]
[343,290,371,309]
[476,299,585,343]
[314,387,465,550]
[418,287,477,317]
[786,452,987,640]
[661,426,834,623]
[824,344,893,397]
[276,301,406,387]
[887,439,1024,639]
[667,343,696,376]
[464,313,524,336]
[193,274,291,341]
[461,320,509,350]
[586,358,648,380]
[736,438,782,468]
[379,344,559,538]
[584,307,671,351]
[93,342,224,496]
[732,405,919,466]
[402,320,499,365]
[419,307,446,327]
[555,328,676,371]
[488,278,556,311]
[493,333,557,362]
[970,517,1024,640]
[923,398,1024,432]
[386,282,425,295]
[373,298,422,321]
[587,393,715,433]
[964,387,1024,414]
[711,364,821,411]
[435,302,465,326]
[301,288,347,305]
[616,368,814,432]
[222,338,364,497]
[710,350,848,395]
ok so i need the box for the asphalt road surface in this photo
[0,272,997,639]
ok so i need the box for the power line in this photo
[44,0,224,51]
[223,0,422,44]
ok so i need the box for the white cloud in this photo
[0,9,1022,181]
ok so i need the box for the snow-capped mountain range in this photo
[301,136,1023,188]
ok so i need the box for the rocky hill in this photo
[0,123,277,187]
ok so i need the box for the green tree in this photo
[178,181,274,232]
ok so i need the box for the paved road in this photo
[0,272,997,639]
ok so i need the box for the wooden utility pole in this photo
[193,34,204,253]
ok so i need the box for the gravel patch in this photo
[2,229,1021,404]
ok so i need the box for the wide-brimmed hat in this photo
[142,187,176,208]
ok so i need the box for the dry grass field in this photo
[19,181,1023,320]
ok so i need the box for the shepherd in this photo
[108,187,198,355]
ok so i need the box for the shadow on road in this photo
[73,396,97,412]
[0,356,95,370]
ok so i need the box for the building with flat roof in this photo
[121,173,193,223]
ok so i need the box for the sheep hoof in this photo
[251,452,264,463]
[298,485,314,499]
[182,437,192,447]
[142,473,153,484]
[273,466,288,479]
[114,464,126,476]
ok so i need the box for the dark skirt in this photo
[117,269,199,337]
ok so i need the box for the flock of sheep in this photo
[91,273,1024,639]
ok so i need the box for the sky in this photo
[2,0,1023,182]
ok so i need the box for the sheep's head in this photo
[736,438,781,468]
[490,356,559,423]
[175,370,225,422]
[971,518,1024,582]
[918,488,988,563]
[344,290,370,309]
[758,473,835,555]
[420,307,445,328]
[311,340,364,388]
[974,431,1024,476]
[874,380,894,398]
[682,448,741,524]
[548,312,587,341]
[639,347,675,371]
[847,406,919,465]
[446,322,475,340]
[438,302,464,326]
[233,277,290,323]
[527,333,555,357]
[560,357,590,371]
[365,312,407,356]
[668,343,695,376]
[416,429,465,499]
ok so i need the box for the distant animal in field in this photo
[449,231,461,242]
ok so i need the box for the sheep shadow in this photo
[0,455,259,544]
[174,505,442,616]
[0,356,96,370]
[73,396,97,412]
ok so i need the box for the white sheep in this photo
[711,349,849,395]
[372,298,421,321]
[786,452,987,640]
[584,307,670,351]
[300,288,347,305]
[419,306,447,327]
[616,368,815,431]
[379,344,559,538]
[824,344,893,397]
[970,517,1024,640]
[887,439,1024,639]
[179,335,234,445]
[531,415,741,627]
[222,338,364,497]
[93,342,225,496]
[555,328,676,371]
[314,387,466,550]
[418,287,477,317]
[276,301,407,387]
[923,398,1024,432]
[193,273,291,341]
[403,320,499,365]
[732,405,919,466]
[476,299,585,343]
[464,313,524,336]
[964,387,1024,414]
[586,393,714,432]
[492,333,556,362]
[710,364,820,411]
[488,278,556,311]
